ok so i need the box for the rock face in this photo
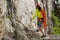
[0,0,43,40]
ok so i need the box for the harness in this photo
[37,17,44,22]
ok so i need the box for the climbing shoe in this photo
[41,35,46,38]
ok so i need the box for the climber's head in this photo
[36,4,41,11]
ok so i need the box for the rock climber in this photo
[30,4,47,38]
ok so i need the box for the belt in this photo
[37,17,44,22]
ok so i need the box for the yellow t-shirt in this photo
[32,9,43,20]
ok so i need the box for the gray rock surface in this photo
[0,0,60,40]
[0,0,41,40]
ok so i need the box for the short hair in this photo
[36,4,41,11]
[37,6,41,11]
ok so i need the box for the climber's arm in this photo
[31,10,37,20]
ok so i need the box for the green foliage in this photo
[52,11,60,35]
[53,27,60,35]
[52,13,60,27]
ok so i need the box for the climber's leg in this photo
[39,27,44,34]
[38,22,46,38]
[39,27,46,38]
[38,22,44,34]
[44,26,48,36]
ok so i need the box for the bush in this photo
[51,11,60,35]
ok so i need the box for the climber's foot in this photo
[41,35,46,38]
[43,35,46,37]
